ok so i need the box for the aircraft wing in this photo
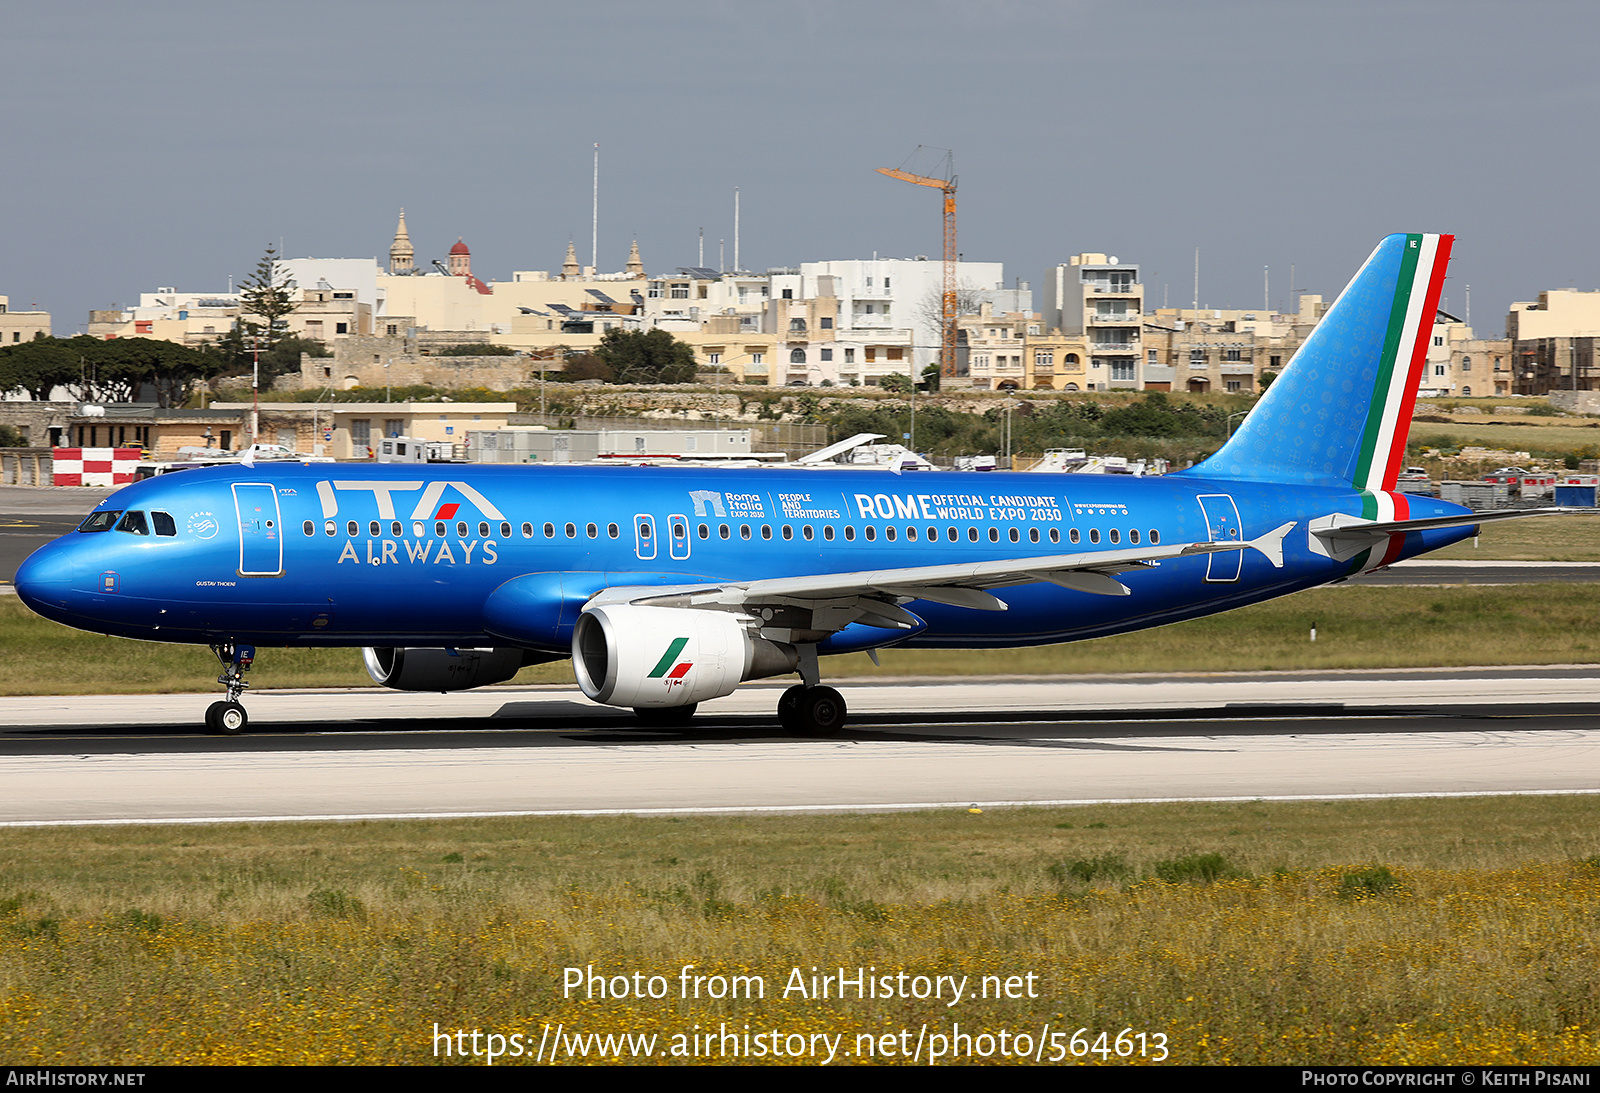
[604,522,1295,626]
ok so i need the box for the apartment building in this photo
[1042,254,1143,388]
[0,296,52,346]
[1507,289,1600,394]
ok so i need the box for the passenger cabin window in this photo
[116,511,149,535]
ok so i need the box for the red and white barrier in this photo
[51,447,142,487]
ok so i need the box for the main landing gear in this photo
[206,643,255,735]
[776,644,847,734]
[777,684,847,734]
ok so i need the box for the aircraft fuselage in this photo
[16,461,1474,653]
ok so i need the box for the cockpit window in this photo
[152,511,176,537]
[116,511,149,535]
[77,510,122,533]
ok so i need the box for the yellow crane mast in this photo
[876,149,958,378]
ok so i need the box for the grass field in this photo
[3,575,1599,693]
[1410,420,1600,455]
[2,797,1598,1065]
[1427,512,1600,561]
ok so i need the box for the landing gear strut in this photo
[206,643,255,735]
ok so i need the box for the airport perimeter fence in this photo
[511,414,829,457]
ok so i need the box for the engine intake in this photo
[572,604,797,708]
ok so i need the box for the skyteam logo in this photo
[647,637,693,689]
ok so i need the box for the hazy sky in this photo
[3,0,1595,335]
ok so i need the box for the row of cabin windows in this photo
[306,519,518,539]
[299,517,1160,549]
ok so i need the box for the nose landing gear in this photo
[206,643,254,735]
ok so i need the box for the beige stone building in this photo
[961,307,1031,390]
[1507,289,1600,394]
[1140,296,1323,395]
[210,401,517,459]
[0,296,51,346]
[1417,313,1511,398]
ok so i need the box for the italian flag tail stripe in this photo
[1353,233,1453,493]
[1342,490,1414,576]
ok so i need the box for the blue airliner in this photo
[15,233,1524,735]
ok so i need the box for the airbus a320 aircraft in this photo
[15,233,1531,735]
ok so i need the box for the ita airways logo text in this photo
[648,638,693,689]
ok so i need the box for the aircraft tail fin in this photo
[1180,233,1453,490]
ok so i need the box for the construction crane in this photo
[876,148,957,378]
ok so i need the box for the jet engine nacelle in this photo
[363,646,531,692]
[572,604,797,708]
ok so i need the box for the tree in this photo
[0,336,222,405]
[913,281,987,343]
[592,328,697,384]
[559,353,615,382]
[238,246,296,352]
[0,338,76,401]
[206,332,327,386]
[439,343,515,357]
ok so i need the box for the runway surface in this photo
[3,670,1599,825]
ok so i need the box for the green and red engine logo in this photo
[648,637,693,689]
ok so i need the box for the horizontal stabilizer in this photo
[1309,507,1588,562]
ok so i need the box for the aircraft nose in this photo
[14,541,74,608]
